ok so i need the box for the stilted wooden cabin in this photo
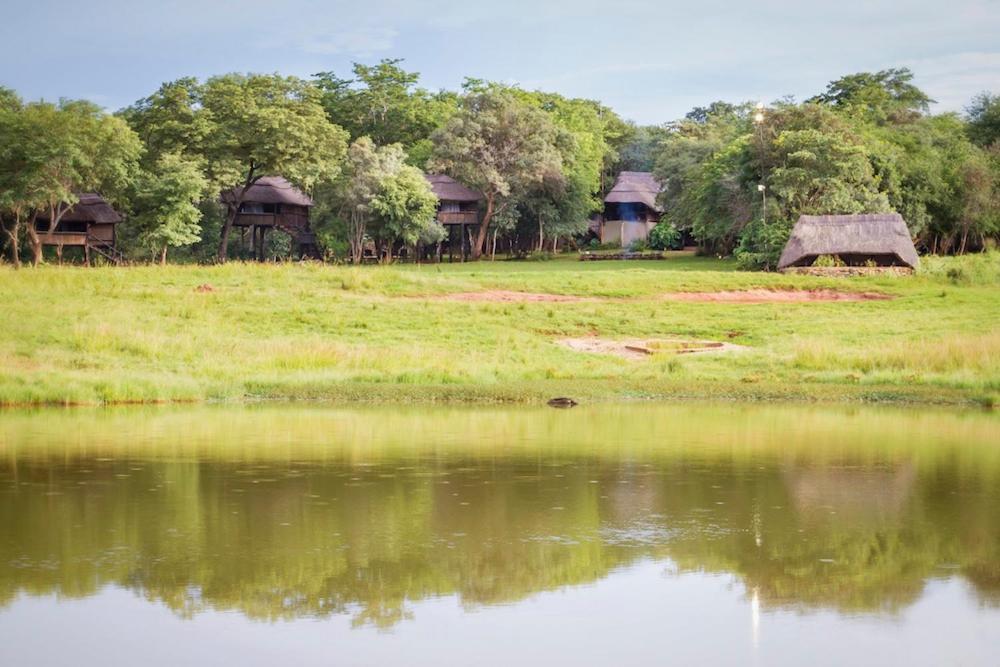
[425,174,483,261]
[222,177,319,260]
[33,193,124,264]
[777,214,919,271]
[600,172,663,246]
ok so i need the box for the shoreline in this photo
[0,379,992,411]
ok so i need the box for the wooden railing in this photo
[437,211,478,225]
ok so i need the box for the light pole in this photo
[758,184,766,226]
[753,102,767,225]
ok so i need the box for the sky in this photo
[1,0,998,124]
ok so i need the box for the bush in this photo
[649,222,682,250]
[813,254,845,268]
[627,238,649,252]
[734,217,793,271]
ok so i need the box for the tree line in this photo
[1,62,997,267]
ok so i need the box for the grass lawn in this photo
[1,252,998,407]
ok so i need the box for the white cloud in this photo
[299,27,399,57]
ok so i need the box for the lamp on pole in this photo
[758,184,766,226]
[753,102,767,225]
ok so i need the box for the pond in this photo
[0,403,998,666]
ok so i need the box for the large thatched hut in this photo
[425,174,483,261]
[33,193,123,264]
[777,214,919,271]
[222,176,319,260]
[601,172,663,246]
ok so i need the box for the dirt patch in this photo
[663,288,892,303]
[558,336,747,360]
[439,290,589,303]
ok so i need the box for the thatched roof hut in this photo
[600,172,663,246]
[424,174,483,203]
[32,193,124,263]
[221,176,313,208]
[36,193,122,225]
[604,171,662,212]
[778,214,919,270]
[221,177,317,260]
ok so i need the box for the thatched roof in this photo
[778,214,919,269]
[38,193,122,224]
[222,176,313,207]
[425,174,483,202]
[604,171,662,211]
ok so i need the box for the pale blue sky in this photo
[2,0,998,123]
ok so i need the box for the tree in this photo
[122,74,350,262]
[0,88,25,266]
[127,153,208,263]
[314,59,458,167]
[429,90,564,259]
[326,138,439,263]
[199,75,349,261]
[0,98,141,266]
[808,68,933,124]
[966,92,1000,148]
[368,163,439,258]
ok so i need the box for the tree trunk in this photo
[471,196,496,260]
[538,214,544,252]
[160,246,168,265]
[2,214,21,268]
[348,211,366,264]
[218,204,240,262]
[26,219,42,267]
[218,164,258,262]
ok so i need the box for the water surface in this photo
[1,403,998,665]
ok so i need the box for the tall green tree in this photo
[368,163,439,258]
[314,59,458,167]
[0,98,141,266]
[126,153,208,263]
[429,90,564,259]
[200,75,349,261]
[122,74,350,261]
[808,67,933,123]
[966,92,1000,148]
[326,138,437,263]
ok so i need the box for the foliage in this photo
[655,72,999,267]
[323,138,438,262]
[648,221,681,250]
[121,74,350,260]
[807,67,933,123]
[966,92,1000,148]
[429,89,565,259]
[0,96,141,266]
[314,59,458,168]
[123,153,208,263]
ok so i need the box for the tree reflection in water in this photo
[0,403,997,627]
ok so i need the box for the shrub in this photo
[813,254,845,268]
[649,222,681,250]
[627,238,649,252]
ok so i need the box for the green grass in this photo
[1,252,998,407]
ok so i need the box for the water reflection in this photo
[0,404,998,629]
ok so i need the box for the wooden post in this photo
[84,244,90,267]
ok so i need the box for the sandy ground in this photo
[662,289,892,303]
[438,290,589,303]
[432,288,891,304]
[558,337,747,360]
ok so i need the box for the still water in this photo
[0,403,998,666]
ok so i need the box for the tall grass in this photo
[1,255,997,406]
